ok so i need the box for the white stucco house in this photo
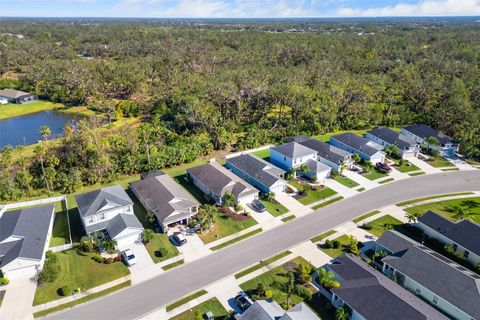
[0,204,55,279]
[75,185,144,249]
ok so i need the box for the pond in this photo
[0,110,87,148]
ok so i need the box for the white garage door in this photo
[270,182,286,195]
[115,232,142,249]
[6,265,38,279]
[316,169,331,181]
[238,193,257,206]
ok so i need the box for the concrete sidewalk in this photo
[343,170,379,190]
[408,156,441,174]
[324,178,358,198]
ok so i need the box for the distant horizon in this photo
[1,16,479,20]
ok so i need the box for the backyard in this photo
[319,234,364,258]
[197,210,258,244]
[405,197,480,224]
[33,249,130,305]
[169,298,229,320]
[361,215,403,237]
[260,199,289,216]
[251,148,270,160]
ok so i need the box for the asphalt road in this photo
[47,170,480,320]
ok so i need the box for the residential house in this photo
[400,124,458,156]
[376,230,480,320]
[0,88,38,104]
[234,300,320,320]
[226,154,287,195]
[317,254,447,320]
[297,138,354,171]
[187,162,259,206]
[0,204,55,279]
[75,185,144,248]
[365,127,420,158]
[130,171,199,233]
[270,142,332,180]
[417,211,480,265]
[329,133,386,164]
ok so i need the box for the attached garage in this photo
[114,230,143,249]
[106,213,144,249]
[237,191,258,206]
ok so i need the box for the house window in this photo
[432,295,438,304]
[464,250,469,258]
[294,158,297,164]
[88,216,94,224]
[126,207,131,213]
[415,286,421,294]
[99,213,105,220]
[284,156,287,161]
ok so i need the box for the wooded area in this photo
[0,18,479,201]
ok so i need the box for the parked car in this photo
[252,199,266,212]
[122,249,137,266]
[351,165,364,173]
[376,162,392,173]
[172,232,187,245]
[234,294,252,312]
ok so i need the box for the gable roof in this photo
[280,303,320,320]
[0,88,32,99]
[367,127,417,150]
[106,213,143,239]
[0,204,55,267]
[305,158,331,174]
[234,300,320,320]
[418,211,480,256]
[187,162,258,199]
[377,231,480,319]
[271,142,316,159]
[75,185,133,218]
[227,154,286,188]
[130,173,199,224]
[299,139,352,165]
[331,133,382,157]
[329,255,448,320]
[403,124,455,145]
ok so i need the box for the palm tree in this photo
[425,136,439,155]
[284,271,296,309]
[335,306,349,320]
[405,212,418,224]
[102,239,117,253]
[340,161,349,174]
[452,206,472,220]
[363,161,374,174]
[318,267,340,289]
[142,229,155,244]
[34,144,50,191]
[297,164,309,177]
[39,126,51,141]
[352,154,361,165]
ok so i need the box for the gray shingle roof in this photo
[234,300,319,320]
[271,142,316,159]
[330,255,448,320]
[227,154,286,188]
[75,185,133,217]
[187,162,258,199]
[130,173,199,224]
[0,88,31,99]
[377,231,480,319]
[298,139,352,165]
[281,303,320,320]
[403,124,455,146]
[367,127,417,150]
[0,204,55,267]
[331,133,382,157]
[106,214,143,239]
[305,158,332,175]
[418,211,480,256]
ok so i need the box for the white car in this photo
[122,249,137,266]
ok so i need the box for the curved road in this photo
[47,170,480,320]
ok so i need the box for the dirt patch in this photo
[218,207,252,221]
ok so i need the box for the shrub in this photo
[93,255,105,263]
[364,258,373,265]
[324,239,333,249]
[45,251,58,263]
[104,258,114,264]
[454,251,465,259]
[444,244,455,254]
[114,255,122,262]
[330,170,339,177]
[58,285,72,296]
[158,248,168,257]
[361,223,373,230]
[476,263,480,271]
[38,263,61,285]
[332,240,341,249]
[0,277,9,285]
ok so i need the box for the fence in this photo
[225,144,273,160]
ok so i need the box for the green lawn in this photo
[145,234,179,263]
[405,197,480,224]
[319,234,363,258]
[313,129,370,142]
[390,160,420,173]
[311,196,344,210]
[378,178,394,184]
[466,159,480,166]
[170,173,209,204]
[240,257,315,307]
[363,169,389,181]
[425,157,454,168]
[260,199,289,216]
[198,211,258,244]
[332,175,359,188]
[170,298,228,320]
[290,180,337,205]
[33,250,130,305]
[310,230,337,243]
[0,101,63,120]
[166,290,208,312]
[409,172,425,177]
[357,187,366,192]
[50,211,70,247]
[396,192,474,206]
[251,148,271,160]
[362,215,403,237]
[162,259,185,271]
[442,168,459,171]
[281,215,295,222]
[353,210,381,224]
[210,228,262,251]
[235,251,291,279]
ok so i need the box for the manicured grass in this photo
[260,199,289,217]
[319,234,363,258]
[162,259,185,271]
[33,281,131,318]
[281,215,295,222]
[363,170,388,181]
[163,158,211,179]
[33,250,130,305]
[170,298,228,320]
[166,290,208,312]
[357,187,366,192]
[362,215,403,237]
[210,228,262,251]
[50,211,70,247]
[466,159,480,166]
[313,129,369,142]
[145,234,179,263]
[378,178,394,184]
[441,167,459,171]
[405,197,480,224]
[251,148,271,160]
[391,160,420,173]
[170,173,209,204]
[312,196,344,210]
[396,192,474,206]
[234,251,292,279]
[425,157,454,168]
[0,101,63,120]
[310,230,337,243]
[198,211,258,244]
[333,175,359,188]
[292,182,337,205]
[240,257,315,307]
[409,172,425,176]
[353,210,381,224]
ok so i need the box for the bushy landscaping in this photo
[260,199,288,216]
[360,215,403,237]
[405,197,480,224]
[169,298,229,320]
[319,234,363,258]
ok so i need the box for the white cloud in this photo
[337,0,480,17]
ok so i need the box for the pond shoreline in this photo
[0,101,96,120]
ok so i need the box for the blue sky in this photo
[1,0,479,18]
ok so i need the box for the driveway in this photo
[342,170,379,190]
[172,228,210,263]
[119,242,160,284]
[204,276,243,313]
[45,171,480,320]
[408,156,441,174]
[275,192,313,217]
[0,275,37,320]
